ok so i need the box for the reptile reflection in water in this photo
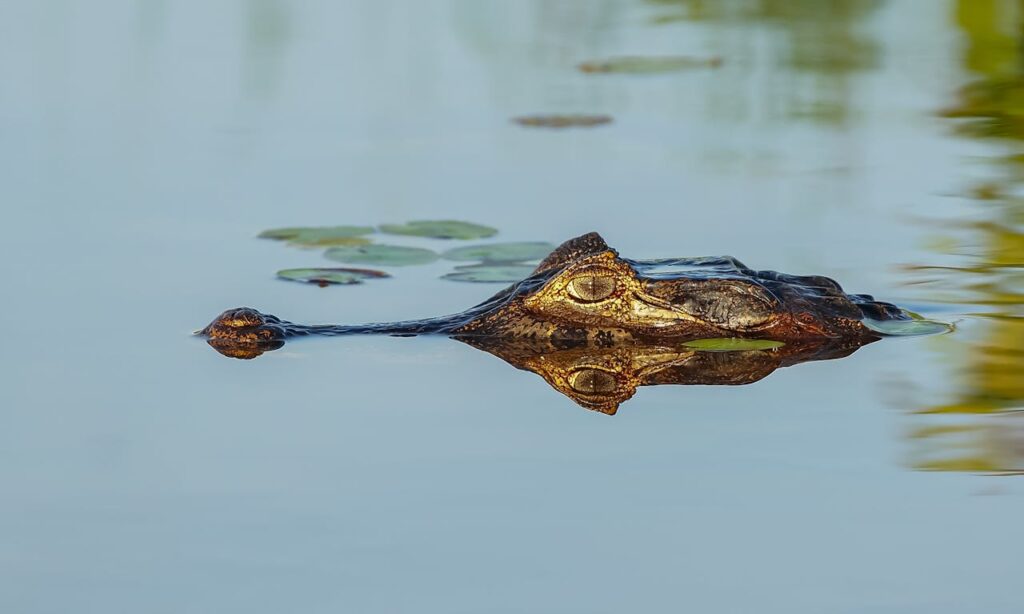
[460,336,868,414]
[205,328,871,415]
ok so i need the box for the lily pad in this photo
[259,226,375,246]
[513,114,613,128]
[378,220,497,240]
[324,244,439,266]
[863,318,953,336]
[276,267,390,287]
[578,56,723,74]
[442,263,537,283]
[442,242,556,263]
[681,338,786,352]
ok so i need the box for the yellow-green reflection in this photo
[906,0,1024,473]
[647,0,883,123]
[244,0,292,98]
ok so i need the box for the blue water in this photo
[2,1,1022,612]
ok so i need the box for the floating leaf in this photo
[578,56,723,74]
[863,318,953,336]
[298,236,371,247]
[442,263,537,283]
[277,267,390,287]
[513,114,613,128]
[259,227,308,239]
[259,226,375,246]
[442,242,556,263]
[324,244,439,266]
[378,220,497,240]
[681,338,785,352]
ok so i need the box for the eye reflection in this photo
[568,368,619,394]
[566,274,616,302]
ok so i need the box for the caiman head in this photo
[198,231,909,358]
[197,232,927,412]
[453,232,907,343]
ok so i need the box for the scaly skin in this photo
[198,231,908,360]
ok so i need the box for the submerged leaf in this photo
[378,220,497,240]
[513,114,613,128]
[442,242,556,263]
[324,244,439,266]
[681,338,785,352]
[442,263,537,283]
[863,318,953,336]
[277,267,390,286]
[578,56,723,74]
[259,226,375,246]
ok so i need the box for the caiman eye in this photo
[566,275,616,302]
[568,368,618,394]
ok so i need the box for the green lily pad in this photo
[259,226,375,246]
[442,242,556,263]
[578,56,723,74]
[378,220,498,240]
[681,338,786,352]
[513,114,613,128]
[276,267,390,287]
[863,318,953,336]
[324,244,439,266]
[442,264,537,283]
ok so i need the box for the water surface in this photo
[2,1,1023,612]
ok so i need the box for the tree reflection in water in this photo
[904,0,1024,474]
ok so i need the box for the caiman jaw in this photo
[626,293,703,328]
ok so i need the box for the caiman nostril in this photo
[196,307,288,359]
[216,307,267,328]
[197,307,275,340]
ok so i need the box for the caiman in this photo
[199,232,918,412]
[201,231,908,349]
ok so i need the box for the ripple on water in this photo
[863,318,955,337]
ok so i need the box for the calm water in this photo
[2,1,1023,612]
